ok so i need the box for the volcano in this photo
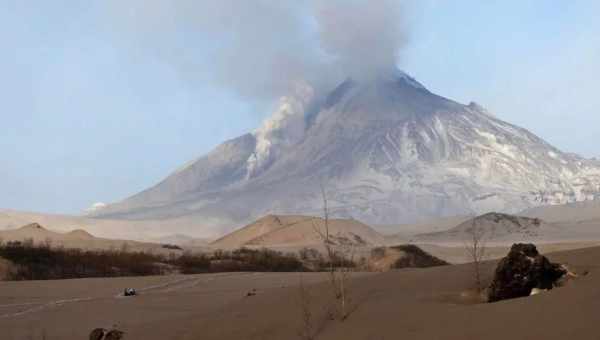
[91,70,600,235]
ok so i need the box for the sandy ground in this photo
[2,246,599,340]
[0,272,339,340]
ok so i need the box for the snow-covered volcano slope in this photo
[91,70,600,236]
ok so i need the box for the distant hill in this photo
[0,208,214,241]
[521,200,600,223]
[0,223,182,254]
[413,212,559,244]
[211,215,385,250]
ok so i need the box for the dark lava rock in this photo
[105,330,125,340]
[488,243,566,302]
[89,328,106,340]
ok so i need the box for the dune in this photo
[210,214,386,250]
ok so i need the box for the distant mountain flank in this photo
[91,70,600,236]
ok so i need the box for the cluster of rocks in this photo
[487,243,569,302]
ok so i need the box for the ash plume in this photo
[315,0,407,81]
[104,0,408,101]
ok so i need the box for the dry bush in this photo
[463,219,489,292]
[312,183,355,321]
[0,239,165,280]
[0,240,305,281]
[210,247,304,272]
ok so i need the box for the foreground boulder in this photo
[488,243,566,302]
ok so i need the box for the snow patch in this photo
[475,129,518,160]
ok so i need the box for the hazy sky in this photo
[1,1,599,214]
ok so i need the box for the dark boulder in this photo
[89,328,106,340]
[105,329,125,340]
[488,243,566,302]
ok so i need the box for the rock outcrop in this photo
[488,243,566,302]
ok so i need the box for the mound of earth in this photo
[369,244,449,271]
[414,212,558,244]
[390,244,450,268]
[211,215,385,250]
[65,229,95,239]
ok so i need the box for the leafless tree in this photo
[463,218,488,293]
[311,182,354,321]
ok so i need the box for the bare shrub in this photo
[312,183,355,321]
[463,219,489,293]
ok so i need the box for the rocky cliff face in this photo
[91,70,600,235]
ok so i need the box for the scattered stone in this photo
[488,243,566,302]
[123,288,137,297]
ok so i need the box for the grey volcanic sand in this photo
[1,247,599,340]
